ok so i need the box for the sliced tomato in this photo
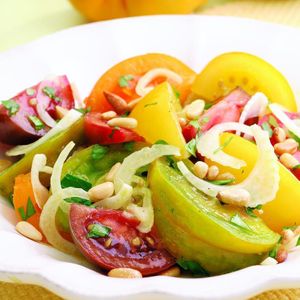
[70,204,175,276]
[84,113,144,145]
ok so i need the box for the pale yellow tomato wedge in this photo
[206,132,300,232]
[130,82,188,157]
[192,52,297,111]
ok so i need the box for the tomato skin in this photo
[70,204,175,275]
[84,113,144,145]
[182,124,197,142]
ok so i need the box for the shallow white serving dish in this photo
[1,15,300,300]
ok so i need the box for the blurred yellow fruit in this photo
[69,0,206,21]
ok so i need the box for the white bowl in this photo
[1,15,300,300]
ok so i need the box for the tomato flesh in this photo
[84,113,144,145]
[69,204,175,275]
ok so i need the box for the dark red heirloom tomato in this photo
[84,113,144,145]
[69,204,175,276]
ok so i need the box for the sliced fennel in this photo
[6,109,82,157]
[269,103,300,138]
[31,154,51,209]
[179,124,280,207]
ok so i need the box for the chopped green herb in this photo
[189,119,201,130]
[230,214,251,231]
[166,155,178,170]
[28,115,45,131]
[155,140,168,145]
[185,138,197,157]
[17,197,36,221]
[173,88,180,99]
[245,204,263,217]
[297,237,300,246]
[282,225,298,231]
[209,179,234,185]
[26,88,35,96]
[108,126,120,139]
[118,74,134,88]
[268,116,279,128]
[42,86,61,102]
[144,102,158,108]
[213,136,234,154]
[64,197,92,206]
[261,122,273,137]
[2,99,20,116]
[293,164,300,170]
[61,174,92,191]
[269,243,280,259]
[177,258,209,276]
[91,144,108,160]
[123,141,135,151]
[76,107,91,115]
[204,102,213,110]
[87,223,111,238]
[120,111,130,117]
[200,116,210,125]
[288,131,300,145]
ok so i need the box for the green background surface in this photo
[0,0,226,52]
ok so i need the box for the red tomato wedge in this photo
[70,204,175,276]
[84,113,144,145]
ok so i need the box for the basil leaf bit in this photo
[155,140,168,145]
[269,242,280,259]
[261,122,273,137]
[230,214,252,231]
[123,141,135,152]
[204,102,213,110]
[2,99,20,116]
[64,197,92,206]
[118,74,134,88]
[172,87,180,99]
[87,223,111,238]
[185,138,197,157]
[245,205,262,218]
[213,136,234,154]
[18,197,36,221]
[209,179,234,186]
[92,144,109,160]
[42,86,61,102]
[28,115,45,131]
[189,119,201,130]
[177,258,209,276]
[293,164,300,170]
[76,107,91,115]
[61,174,92,191]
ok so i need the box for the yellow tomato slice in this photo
[192,52,297,111]
[206,132,300,232]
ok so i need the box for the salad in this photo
[0,52,300,278]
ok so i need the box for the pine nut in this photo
[103,91,129,114]
[127,98,142,110]
[108,268,142,278]
[159,266,181,277]
[282,229,295,244]
[285,235,299,251]
[107,117,137,129]
[88,182,114,202]
[207,165,219,180]
[217,188,251,206]
[101,110,117,120]
[184,99,205,120]
[276,245,288,263]
[194,161,209,179]
[178,117,187,128]
[105,162,121,182]
[273,127,286,143]
[16,221,43,242]
[55,106,69,119]
[145,236,155,246]
[131,237,141,247]
[260,257,278,266]
[29,98,37,106]
[0,159,12,172]
[279,153,299,169]
[274,138,298,155]
[216,172,235,181]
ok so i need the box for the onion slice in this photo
[31,154,51,209]
[197,122,252,169]
[6,109,82,157]
[135,68,183,97]
[36,100,57,128]
[269,103,300,138]
[179,124,279,207]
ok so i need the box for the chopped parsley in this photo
[245,204,262,218]
[268,116,279,128]
[18,197,36,221]
[144,102,158,108]
[26,88,36,96]
[2,99,19,116]
[261,122,273,137]
[213,136,234,154]
[120,111,130,117]
[87,223,111,238]
[64,197,92,206]
[282,225,298,231]
[155,140,168,145]
[293,164,300,170]
[42,86,61,102]
[189,119,201,130]
[108,126,120,139]
[230,214,251,231]
[173,88,180,99]
[200,116,210,125]
[185,138,197,157]
[91,144,109,160]
[209,179,234,185]
[177,258,209,276]
[28,115,45,131]
[76,107,91,115]
[123,141,135,151]
[118,74,134,88]
[269,242,280,259]
[61,174,92,191]
[204,102,213,110]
